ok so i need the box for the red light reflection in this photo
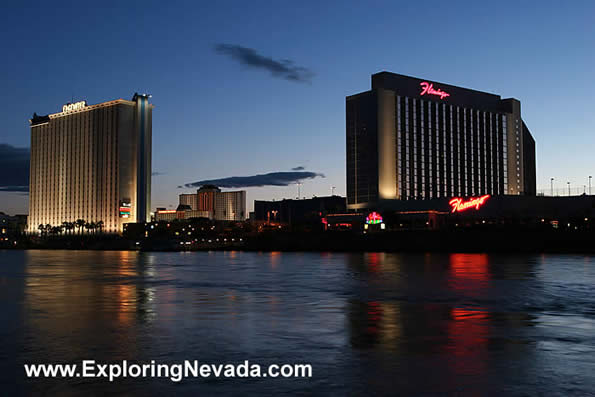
[447,308,489,358]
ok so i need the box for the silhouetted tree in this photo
[62,222,70,235]
[76,219,86,234]
[85,222,96,234]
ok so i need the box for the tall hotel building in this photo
[346,72,536,210]
[28,94,152,233]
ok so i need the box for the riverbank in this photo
[243,229,595,253]
[3,229,595,253]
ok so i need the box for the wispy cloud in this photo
[0,144,29,193]
[181,171,325,189]
[214,44,314,83]
[0,186,29,193]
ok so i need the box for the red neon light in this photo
[449,195,490,213]
[420,82,450,99]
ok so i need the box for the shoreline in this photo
[3,229,595,254]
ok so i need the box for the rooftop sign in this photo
[419,82,450,99]
[62,101,86,113]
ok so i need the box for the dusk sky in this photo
[1,1,594,215]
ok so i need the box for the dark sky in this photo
[1,1,594,214]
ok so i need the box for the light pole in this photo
[331,186,336,196]
[589,176,592,195]
[550,178,554,196]
[567,181,571,196]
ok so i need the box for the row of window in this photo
[396,96,510,199]
[29,107,123,228]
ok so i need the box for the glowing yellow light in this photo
[62,101,87,113]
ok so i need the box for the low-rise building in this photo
[254,195,346,225]
[0,212,28,237]
[155,205,211,222]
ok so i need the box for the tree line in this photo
[37,220,105,236]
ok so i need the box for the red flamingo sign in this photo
[449,195,490,213]
[420,82,450,99]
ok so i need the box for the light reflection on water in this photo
[1,250,595,395]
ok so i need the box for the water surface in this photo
[1,250,595,395]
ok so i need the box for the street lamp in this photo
[589,176,592,195]
[550,178,554,196]
[567,181,571,196]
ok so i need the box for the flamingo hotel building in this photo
[28,94,152,233]
[346,72,536,210]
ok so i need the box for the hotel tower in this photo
[28,94,152,233]
[346,72,536,210]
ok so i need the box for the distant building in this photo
[0,212,28,237]
[254,196,346,224]
[155,204,211,222]
[347,72,536,210]
[28,94,152,233]
[177,186,246,221]
[178,193,198,211]
[196,185,219,212]
[215,191,246,221]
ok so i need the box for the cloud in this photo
[214,44,314,83]
[0,186,29,196]
[182,171,325,189]
[291,166,305,171]
[0,144,29,193]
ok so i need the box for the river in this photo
[1,250,594,395]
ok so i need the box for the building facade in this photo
[196,185,219,212]
[1,212,28,237]
[155,205,211,222]
[28,94,152,233]
[346,72,536,210]
[178,193,198,211]
[214,191,246,221]
[254,195,346,224]
[178,186,246,221]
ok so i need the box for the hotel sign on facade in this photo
[449,195,491,213]
[62,101,86,113]
[419,82,450,99]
